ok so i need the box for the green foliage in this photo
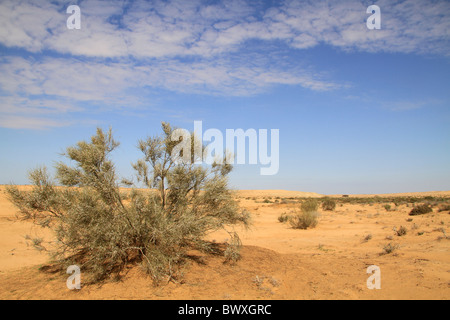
[384,204,391,211]
[288,198,320,229]
[321,198,336,211]
[6,124,249,284]
[289,211,319,229]
[301,199,319,213]
[409,204,433,216]
[330,195,448,206]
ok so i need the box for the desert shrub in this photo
[290,211,319,229]
[278,212,290,223]
[321,198,336,211]
[396,226,407,236]
[6,124,249,283]
[382,243,399,255]
[301,199,319,213]
[223,232,242,263]
[409,204,433,216]
[290,198,320,229]
[438,203,450,212]
[384,204,391,211]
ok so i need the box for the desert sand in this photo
[0,186,449,300]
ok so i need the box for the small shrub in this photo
[290,211,319,229]
[384,204,391,211]
[252,275,264,288]
[409,204,433,216]
[30,237,46,251]
[382,243,399,255]
[396,226,407,236]
[269,277,280,287]
[363,234,373,242]
[278,212,290,223]
[438,203,450,212]
[321,198,336,211]
[224,233,242,263]
[301,199,319,213]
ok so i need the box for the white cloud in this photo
[0,0,448,129]
[0,114,71,130]
[0,52,341,128]
[1,53,339,99]
[1,0,448,58]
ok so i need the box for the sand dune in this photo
[0,186,449,299]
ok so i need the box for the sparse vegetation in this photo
[252,275,279,294]
[278,212,290,223]
[435,228,448,241]
[382,243,399,255]
[290,210,319,229]
[438,203,450,212]
[409,204,433,216]
[384,204,391,211]
[321,198,336,211]
[396,226,407,236]
[286,198,320,229]
[301,199,319,213]
[6,124,250,283]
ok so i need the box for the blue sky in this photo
[0,0,449,194]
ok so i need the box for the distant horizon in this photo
[1,184,449,198]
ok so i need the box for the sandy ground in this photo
[0,186,449,300]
